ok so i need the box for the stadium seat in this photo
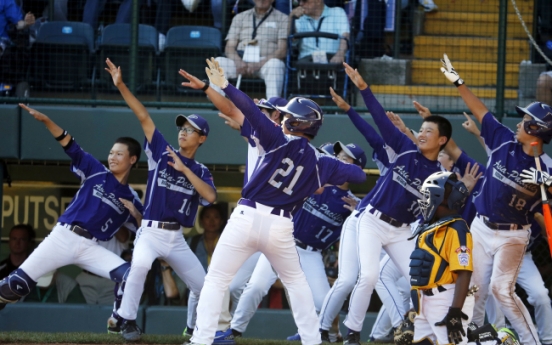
[97,23,160,96]
[31,22,96,92]
[283,31,350,101]
[163,26,222,94]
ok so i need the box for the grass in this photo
[0,332,318,345]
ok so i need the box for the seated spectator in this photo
[23,269,86,303]
[213,0,288,99]
[0,0,34,57]
[75,228,130,305]
[290,0,349,64]
[187,204,225,269]
[0,224,35,279]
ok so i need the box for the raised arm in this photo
[440,54,488,123]
[179,69,245,126]
[105,58,155,142]
[19,104,73,147]
[462,112,485,149]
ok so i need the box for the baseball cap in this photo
[175,114,210,136]
[36,270,56,288]
[257,97,288,110]
[318,142,335,155]
[334,141,367,168]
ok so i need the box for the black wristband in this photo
[55,130,68,141]
[62,137,75,150]
[201,79,210,91]
[453,78,465,87]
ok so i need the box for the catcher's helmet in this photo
[318,142,335,155]
[516,102,552,144]
[276,97,323,138]
[418,171,469,223]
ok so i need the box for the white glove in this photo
[520,167,552,187]
[440,53,464,87]
[205,57,228,89]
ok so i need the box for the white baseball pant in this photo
[229,251,261,315]
[470,215,540,345]
[319,212,360,331]
[191,204,321,345]
[344,206,414,332]
[485,251,552,344]
[212,57,285,99]
[371,254,411,339]
[20,223,126,282]
[413,284,474,345]
[117,221,205,321]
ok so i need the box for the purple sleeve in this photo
[144,129,170,162]
[455,150,486,176]
[64,140,105,181]
[5,0,23,24]
[224,84,285,150]
[197,164,216,206]
[345,107,385,151]
[480,112,515,151]
[319,156,366,186]
[240,119,256,146]
[359,87,414,153]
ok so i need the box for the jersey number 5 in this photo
[268,158,304,196]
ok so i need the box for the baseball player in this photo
[187,58,366,345]
[441,53,552,345]
[0,104,142,314]
[221,141,363,343]
[105,58,216,341]
[339,63,452,345]
[410,171,474,345]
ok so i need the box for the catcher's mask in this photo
[418,171,469,223]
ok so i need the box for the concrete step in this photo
[434,0,533,14]
[423,11,532,39]
[411,60,519,87]
[413,36,529,63]
[369,85,518,99]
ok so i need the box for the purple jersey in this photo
[293,186,356,250]
[143,129,216,227]
[343,107,392,213]
[240,119,260,186]
[359,87,444,224]
[454,150,486,225]
[58,140,143,241]
[473,113,552,225]
[224,84,366,212]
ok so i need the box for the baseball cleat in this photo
[183,326,193,339]
[107,316,122,334]
[212,328,240,345]
[287,333,301,341]
[121,319,142,341]
[344,330,361,345]
[320,329,331,343]
[497,328,520,345]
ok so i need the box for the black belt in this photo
[479,215,524,231]
[368,208,405,228]
[60,222,95,240]
[421,285,447,296]
[295,239,321,252]
[145,220,181,230]
[238,198,291,219]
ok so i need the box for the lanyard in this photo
[308,17,325,47]
[252,8,273,40]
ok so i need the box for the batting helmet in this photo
[515,102,552,144]
[418,171,469,223]
[318,142,335,155]
[276,97,323,138]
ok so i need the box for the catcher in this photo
[409,171,474,345]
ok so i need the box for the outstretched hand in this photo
[330,87,350,112]
[205,57,228,89]
[19,103,49,122]
[413,101,431,118]
[386,111,407,133]
[440,53,464,86]
[166,146,187,172]
[459,162,483,192]
[179,69,207,90]
[462,112,480,136]
[105,58,123,87]
[218,112,241,131]
[119,198,141,220]
[342,195,358,212]
[343,62,368,90]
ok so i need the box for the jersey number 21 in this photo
[269,158,304,196]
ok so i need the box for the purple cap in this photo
[334,141,367,168]
[175,114,210,136]
[257,97,288,110]
[318,142,335,155]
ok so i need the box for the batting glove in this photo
[205,57,229,89]
[520,167,552,187]
[435,307,468,344]
[440,54,464,87]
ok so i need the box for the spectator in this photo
[187,204,225,269]
[75,228,131,305]
[0,224,35,280]
[213,0,288,99]
[290,0,349,64]
[0,0,34,57]
[23,269,86,303]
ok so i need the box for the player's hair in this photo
[115,137,142,167]
[423,115,452,150]
[199,204,226,233]
[10,224,36,246]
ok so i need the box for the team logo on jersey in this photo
[299,149,304,154]
[457,252,470,266]
[158,169,195,195]
[510,151,515,157]
[455,246,471,254]
[93,184,125,214]
[492,160,537,196]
